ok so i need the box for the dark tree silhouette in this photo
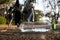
[13,0,22,27]
[23,0,34,21]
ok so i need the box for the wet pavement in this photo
[0,29,60,40]
[0,24,60,40]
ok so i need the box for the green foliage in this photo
[24,0,36,5]
[0,16,6,24]
[12,20,15,25]
[25,0,36,3]
[0,0,9,4]
[32,0,36,3]
[35,14,40,21]
[21,13,25,22]
[34,10,42,22]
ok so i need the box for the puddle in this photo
[20,28,50,32]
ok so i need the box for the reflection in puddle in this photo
[20,28,50,32]
[19,23,50,32]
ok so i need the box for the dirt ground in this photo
[0,29,60,40]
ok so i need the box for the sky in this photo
[34,0,44,11]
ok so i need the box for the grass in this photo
[0,24,17,29]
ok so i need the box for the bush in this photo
[0,16,6,24]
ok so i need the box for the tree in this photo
[0,0,9,4]
[23,0,36,21]
[45,0,58,30]
[34,10,43,22]
[0,0,15,5]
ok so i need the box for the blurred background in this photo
[0,0,60,25]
